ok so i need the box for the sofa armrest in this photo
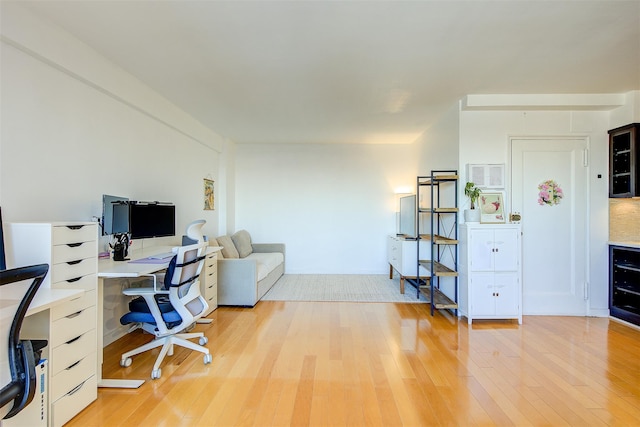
[217,258,261,306]
[252,243,285,256]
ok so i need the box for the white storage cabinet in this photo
[8,222,98,427]
[200,250,218,315]
[459,223,522,324]
[387,235,429,294]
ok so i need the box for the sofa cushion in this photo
[245,252,284,282]
[231,230,253,258]
[216,235,239,259]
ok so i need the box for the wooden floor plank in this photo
[65,302,640,426]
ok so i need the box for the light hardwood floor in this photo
[68,302,640,426]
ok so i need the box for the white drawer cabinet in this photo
[387,235,429,293]
[201,251,218,315]
[459,224,522,324]
[8,222,98,427]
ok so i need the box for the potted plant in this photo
[464,182,481,222]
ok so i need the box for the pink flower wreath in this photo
[538,180,563,206]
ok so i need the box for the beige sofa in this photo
[213,230,285,307]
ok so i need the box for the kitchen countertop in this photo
[608,241,640,249]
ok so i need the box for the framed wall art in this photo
[204,178,214,210]
[479,192,506,224]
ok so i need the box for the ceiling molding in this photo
[462,94,627,111]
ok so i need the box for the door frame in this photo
[508,135,591,315]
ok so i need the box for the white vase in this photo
[464,209,480,223]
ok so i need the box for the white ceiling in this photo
[15,0,640,144]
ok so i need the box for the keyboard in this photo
[148,252,174,260]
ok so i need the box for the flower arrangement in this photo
[538,179,563,206]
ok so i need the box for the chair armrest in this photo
[122,288,168,297]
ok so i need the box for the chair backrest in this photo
[166,243,208,329]
[0,264,49,420]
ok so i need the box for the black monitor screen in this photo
[0,206,6,270]
[129,204,175,239]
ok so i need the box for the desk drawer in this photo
[51,375,97,427]
[53,273,96,292]
[206,293,217,309]
[51,352,96,402]
[51,290,94,321]
[205,253,217,267]
[52,224,96,245]
[51,328,96,375]
[53,241,96,264]
[52,258,96,283]
[204,280,216,298]
[51,305,96,346]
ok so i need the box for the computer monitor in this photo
[102,195,129,235]
[129,203,175,239]
[0,207,6,270]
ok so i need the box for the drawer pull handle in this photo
[65,335,81,345]
[66,310,83,319]
[67,242,83,248]
[66,360,81,370]
[67,225,85,230]
[67,259,82,265]
[67,276,82,283]
[67,381,86,396]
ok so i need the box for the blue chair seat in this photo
[120,309,182,329]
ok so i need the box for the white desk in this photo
[1,287,85,317]
[1,285,84,420]
[97,245,222,388]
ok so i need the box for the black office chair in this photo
[0,264,49,420]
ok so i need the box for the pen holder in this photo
[113,243,127,261]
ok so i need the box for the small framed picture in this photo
[479,192,506,223]
[203,178,214,210]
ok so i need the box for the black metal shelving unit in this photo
[413,170,459,316]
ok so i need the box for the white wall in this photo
[235,143,418,274]
[0,4,224,244]
[610,90,640,127]
[457,108,611,315]
[1,4,227,345]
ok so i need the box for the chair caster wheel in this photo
[120,358,132,368]
[199,337,208,345]
[204,353,212,364]
[151,368,161,379]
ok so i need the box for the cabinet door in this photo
[469,272,495,316]
[493,272,519,316]
[493,229,519,271]
[609,124,639,198]
[469,229,495,271]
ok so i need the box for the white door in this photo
[511,137,588,315]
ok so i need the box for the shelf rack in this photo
[414,170,459,316]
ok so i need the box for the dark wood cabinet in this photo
[610,245,640,326]
[609,123,640,198]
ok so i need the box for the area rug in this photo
[262,274,427,303]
